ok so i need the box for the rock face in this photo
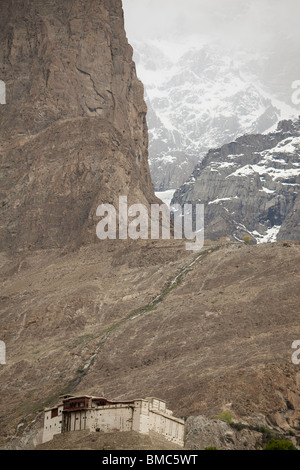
[185,415,298,450]
[172,118,300,243]
[0,0,155,252]
[185,416,261,451]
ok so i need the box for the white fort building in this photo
[43,395,185,447]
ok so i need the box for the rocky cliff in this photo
[0,0,155,252]
[172,118,300,243]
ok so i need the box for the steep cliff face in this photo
[0,0,155,252]
[172,118,300,243]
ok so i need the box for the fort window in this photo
[51,408,58,419]
[63,397,89,411]
[93,399,108,407]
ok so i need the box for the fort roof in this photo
[44,395,152,412]
[44,394,166,411]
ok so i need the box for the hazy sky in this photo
[123,0,300,52]
[123,0,300,104]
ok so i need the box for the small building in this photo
[43,395,185,447]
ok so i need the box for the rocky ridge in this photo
[172,118,300,243]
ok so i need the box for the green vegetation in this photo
[264,439,297,450]
[216,411,232,424]
[230,422,298,449]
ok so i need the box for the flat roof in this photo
[44,396,166,412]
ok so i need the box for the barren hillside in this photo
[1,240,300,448]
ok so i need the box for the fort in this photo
[43,395,185,447]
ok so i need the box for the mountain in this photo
[0,0,156,253]
[172,118,300,243]
[1,0,300,452]
[133,41,299,191]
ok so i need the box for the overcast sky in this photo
[123,0,300,53]
[122,0,300,104]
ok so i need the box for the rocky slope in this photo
[1,240,300,449]
[35,429,182,450]
[0,0,156,253]
[133,41,299,191]
[172,118,300,243]
[185,415,299,450]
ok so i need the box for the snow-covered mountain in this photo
[133,41,299,192]
[172,118,300,243]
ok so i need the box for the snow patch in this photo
[155,189,177,208]
[208,197,237,205]
[253,226,281,244]
[259,187,275,194]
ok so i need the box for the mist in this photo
[123,0,300,104]
[123,0,300,51]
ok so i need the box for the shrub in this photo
[230,422,247,431]
[264,439,297,450]
[243,235,252,244]
[216,411,232,424]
